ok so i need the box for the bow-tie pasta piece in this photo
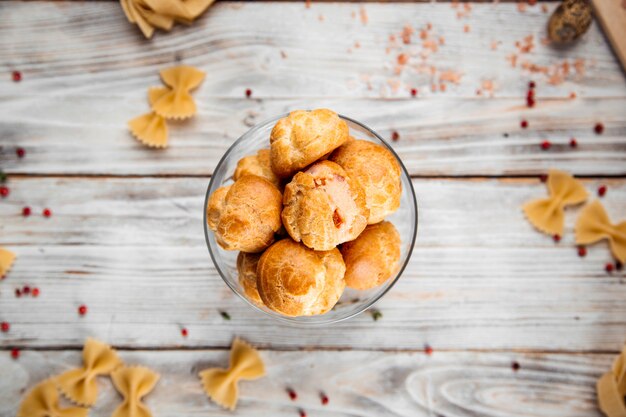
[120,0,163,39]
[151,66,205,119]
[0,247,16,278]
[120,0,214,38]
[576,200,626,263]
[128,87,169,148]
[18,379,88,417]
[134,1,175,32]
[111,366,160,417]
[57,338,122,406]
[199,338,266,410]
[143,0,215,22]
[522,169,588,235]
[597,345,626,417]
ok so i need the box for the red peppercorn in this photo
[528,81,536,89]
[553,234,561,243]
[32,288,40,297]
[520,120,528,129]
[594,123,604,134]
[78,305,88,316]
[181,328,188,337]
[527,96,535,107]
[569,138,577,147]
[245,89,252,98]
[15,288,21,297]
[540,140,551,150]
[11,348,20,359]
[410,88,418,97]
[299,410,307,417]
[320,393,329,405]
[0,186,9,198]
[511,361,520,371]
[1,322,10,332]
[287,388,297,401]
[598,185,607,197]
[605,263,614,273]
[16,148,25,158]
[577,246,587,257]
[391,131,400,142]
[22,206,31,216]
[424,344,434,355]
[539,174,548,183]
[22,285,30,294]
[12,71,21,82]
[43,208,52,217]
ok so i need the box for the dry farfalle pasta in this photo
[0,247,16,278]
[576,200,626,264]
[523,169,588,235]
[17,379,88,417]
[199,338,265,410]
[110,366,160,417]
[128,87,169,148]
[597,345,626,417]
[57,338,122,406]
[120,0,215,38]
[152,66,205,119]
[128,65,204,148]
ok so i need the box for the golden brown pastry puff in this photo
[234,149,280,188]
[236,252,263,306]
[270,109,349,178]
[330,139,402,224]
[341,221,401,290]
[256,239,346,316]
[207,175,282,253]
[282,160,369,251]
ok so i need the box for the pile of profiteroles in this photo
[207,109,403,317]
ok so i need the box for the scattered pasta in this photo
[523,169,587,235]
[152,66,205,119]
[120,0,215,38]
[597,345,626,417]
[576,200,626,263]
[18,379,88,417]
[128,86,169,148]
[199,338,265,410]
[128,112,168,148]
[57,338,122,406]
[128,65,204,148]
[0,247,16,278]
[111,366,160,417]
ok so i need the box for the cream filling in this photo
[320,175,359,236]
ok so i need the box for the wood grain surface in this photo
[0,349,613,417]
[1,3,625,176]
[1,2,624,98]
[1,1,625,416]
[1,96,625,176]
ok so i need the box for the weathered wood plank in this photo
[0,177,624,350]
[0,349,613,417]
[0,2,624,99]
[1,96,625,176]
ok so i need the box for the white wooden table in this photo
[1,1,625,416]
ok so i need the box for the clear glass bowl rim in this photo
[203,112,419,326]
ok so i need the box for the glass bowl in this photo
[203,113,418,325]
